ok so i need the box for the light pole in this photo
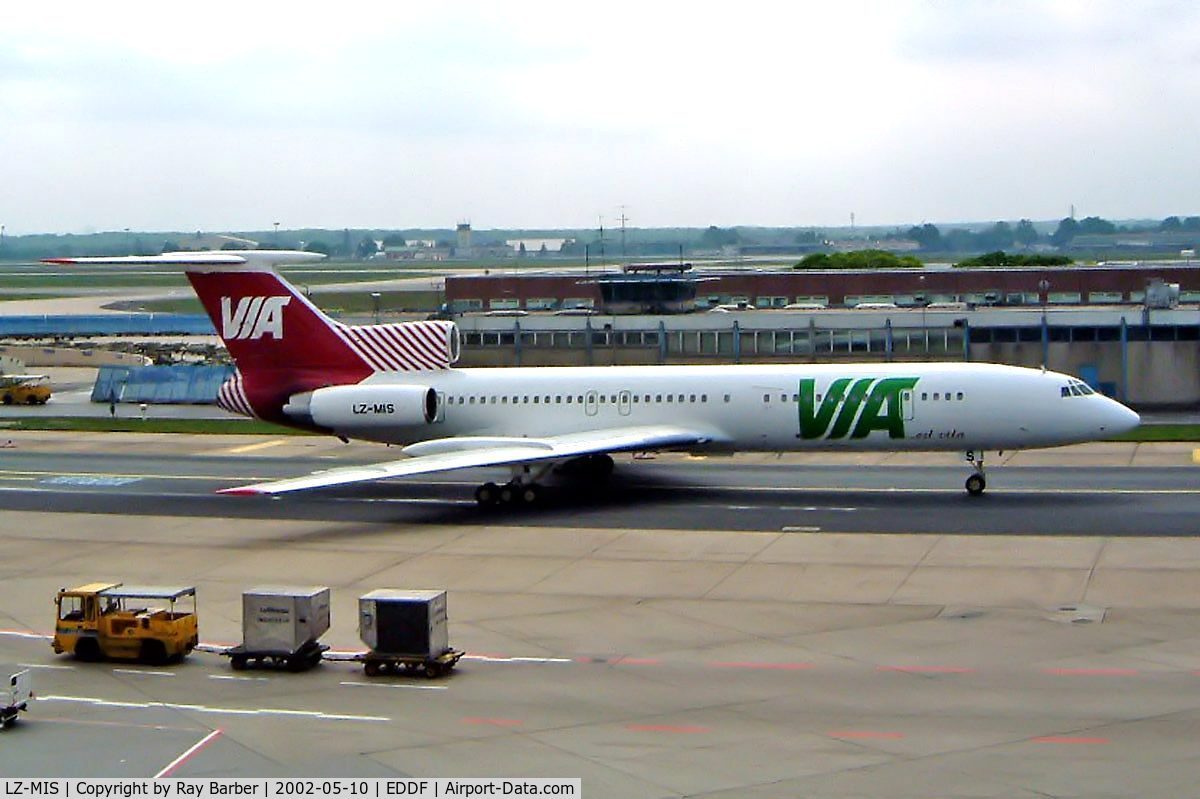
[371,292,381,324]
[1039,278,1050,370]
[273,221,280,246]
[918,274,928,355]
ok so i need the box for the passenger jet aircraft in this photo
[46,251,1141,502]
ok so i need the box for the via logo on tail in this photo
[221,296,292,340]
[799,377,918,440]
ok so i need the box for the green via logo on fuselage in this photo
[798,377,919,439]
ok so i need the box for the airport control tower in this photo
[456,222,472,256]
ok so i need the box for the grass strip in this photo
[1108,424,1200,442]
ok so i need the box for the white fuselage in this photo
[315,362,1139,453]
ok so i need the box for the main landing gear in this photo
[964,450,986,496]
[474,480,541,506]
[473,454,615,508]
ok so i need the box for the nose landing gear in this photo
[964,451,986,496]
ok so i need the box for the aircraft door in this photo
[585,390,599,416]
[900,388,915,421]
[618,390,632,416]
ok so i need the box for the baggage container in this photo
[357,589,461,678]
[224,586,331,671]
[359,589,449,657]
[242,586,330,653]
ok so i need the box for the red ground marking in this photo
[155,729,224,778]
[828,730,906,740]
[1032,736,1111,744]
[626,724,712,734]
[463,717,523,727]
[710,661,815,670]
[1043,668,1138,676]
[615,657,662,665]
[877,665,974,674]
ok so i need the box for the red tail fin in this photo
[187,267,459,421]
[43,251,458,423]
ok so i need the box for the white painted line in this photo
[339,681,447,691]
[209,675,270,682]
[155,728,223,779]
[113,668,176,677]
[330,497,476,506]
[0,630,53,640]
[18,663,75,670]
[462,655,573,664]
[37,694,390,723]
[782,526,822,532]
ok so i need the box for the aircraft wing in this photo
[219,425,722,496]
[42,250,326,269]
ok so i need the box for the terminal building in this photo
[444,263,1200,407]
[445,262,1200,313]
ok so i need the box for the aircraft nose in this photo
[1099,398,1140,435]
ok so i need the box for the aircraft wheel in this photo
[1,395,11,405]
[589,454,614,480]
[474,482,500,506]
[965,473,986,496]
[518,484,540,505]
[499,483,517,504]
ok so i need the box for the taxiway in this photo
[1,432,1199,796]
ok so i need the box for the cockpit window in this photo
[1061,381,1096,398]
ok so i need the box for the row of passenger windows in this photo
[763,391,967,403]
[447,393,722,406]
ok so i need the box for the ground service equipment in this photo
[224,585,331,671]
[1,668,32,729]
[52,583,199,665]
[0,374,50,405]
[358,589,463,677]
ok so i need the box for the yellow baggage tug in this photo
[53,583,198,665]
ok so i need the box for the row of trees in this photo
[904,216,1200,251]
[795,250,923,270]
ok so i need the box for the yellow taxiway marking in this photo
[1192,449,1200,464]
[218,439,290,455]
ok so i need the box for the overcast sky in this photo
[3,1,1198,234]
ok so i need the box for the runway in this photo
[0,445,1198,535]
[3,432,1200,794]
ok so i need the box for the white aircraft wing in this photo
[42,250,326,268]
[219,425,723,496]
